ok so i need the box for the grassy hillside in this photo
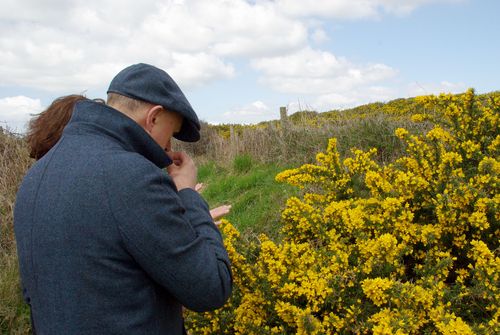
[1,89,498,333]
[186,89,499,334]
[197,156,297,239]
[177,91,499,166]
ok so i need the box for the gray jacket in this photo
[14,100,232,334]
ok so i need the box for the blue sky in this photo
[0,0,498,132]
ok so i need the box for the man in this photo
[14,63,232,334]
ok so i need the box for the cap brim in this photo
[174,119,200,142]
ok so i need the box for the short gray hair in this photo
[106,93,153,114]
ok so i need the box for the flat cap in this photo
[107,63,200,142]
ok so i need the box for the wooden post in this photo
[229,125,237,158]
[280,106,287,122]
[280,106,288,130]
[230,125,235,140]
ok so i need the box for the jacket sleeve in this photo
[104,155,232,312]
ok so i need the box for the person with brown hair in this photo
[26,94,88,159]
[15,63,232,334]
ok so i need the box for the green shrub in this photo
[186,89,499,335]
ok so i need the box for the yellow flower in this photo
[362,278,394,306]
[187,90,499,335]
[395,128,409,138]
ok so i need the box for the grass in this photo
[232,154,253,174]
[0,253,31,334]
[0,128,32,334]
[197,156,298,238]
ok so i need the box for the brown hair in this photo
[26,94,88,160]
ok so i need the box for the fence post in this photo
[280,106,288,130]
[279,106,289,159]
[229,125,238,158]
[230,125,235,140]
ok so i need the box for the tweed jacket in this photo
[14,100,232,334]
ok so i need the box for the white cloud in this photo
[314,85,398,110]
[168,53,235,88]
[215,100,278,124]
[274,0,465,19]
[143,0,308,57]
[311,28,329,44]
[407,81,468,96]
[253,47,348,78]
[0,0,468,127]
[252,47,397,95]
[286,80,468,114]
[0,0,307,92]
[207,2,307,57]
[0,0,461,94]
[0,22,125,92]
[376,0,465,16]
[279,85,399,114]
[0,96,42,133]
[275,0,380,19]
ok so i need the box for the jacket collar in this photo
[64,100,173,169]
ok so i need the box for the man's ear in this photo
[144,105,164,133]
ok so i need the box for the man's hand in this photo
[210,205,232,226]
[166,151,197,191]
[195,183,231,226]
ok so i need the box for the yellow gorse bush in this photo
[186,89,499,334]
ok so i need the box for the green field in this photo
[197,156,298,238]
